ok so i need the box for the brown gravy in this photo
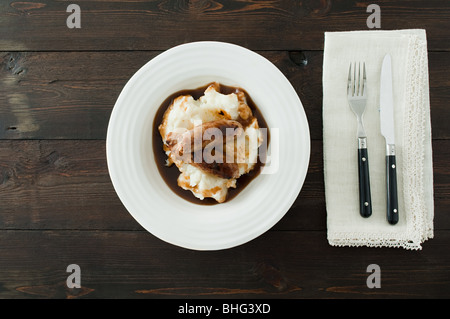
[152,83,269,205]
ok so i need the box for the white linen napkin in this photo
[323,29,434,250]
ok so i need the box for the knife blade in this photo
[380,54,399,225]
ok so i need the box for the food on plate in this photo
[155,82,267,203]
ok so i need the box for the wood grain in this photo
[0,0,449,51]
[0,230,449,299]
[0,51,449,140]
[0,139,448,231]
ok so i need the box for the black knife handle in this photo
[358,138,372,218]
[386,153,399,225]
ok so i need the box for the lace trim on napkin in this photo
[328,33,433,250]
[401,34,434,247]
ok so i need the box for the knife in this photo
[380,54,399,225]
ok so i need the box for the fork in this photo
[347,62,372,218]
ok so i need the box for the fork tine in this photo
[348,61,368,97]
[362,62,367,96]
[352,62,356,96]
[357,62,361,96]
[347,63,352,95]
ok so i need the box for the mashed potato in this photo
[158,83,263,203]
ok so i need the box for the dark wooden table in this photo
[1,1,449,300]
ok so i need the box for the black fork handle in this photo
[358,137,372,218]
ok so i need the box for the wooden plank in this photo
[0,140,139,230]
[1,51,449,140]
[0,1,449,51]
[428,52,450,140]
[0,229,448,298]
[0,51,158,139]
[0,139,448,231]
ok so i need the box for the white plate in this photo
[106,41,310,250]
